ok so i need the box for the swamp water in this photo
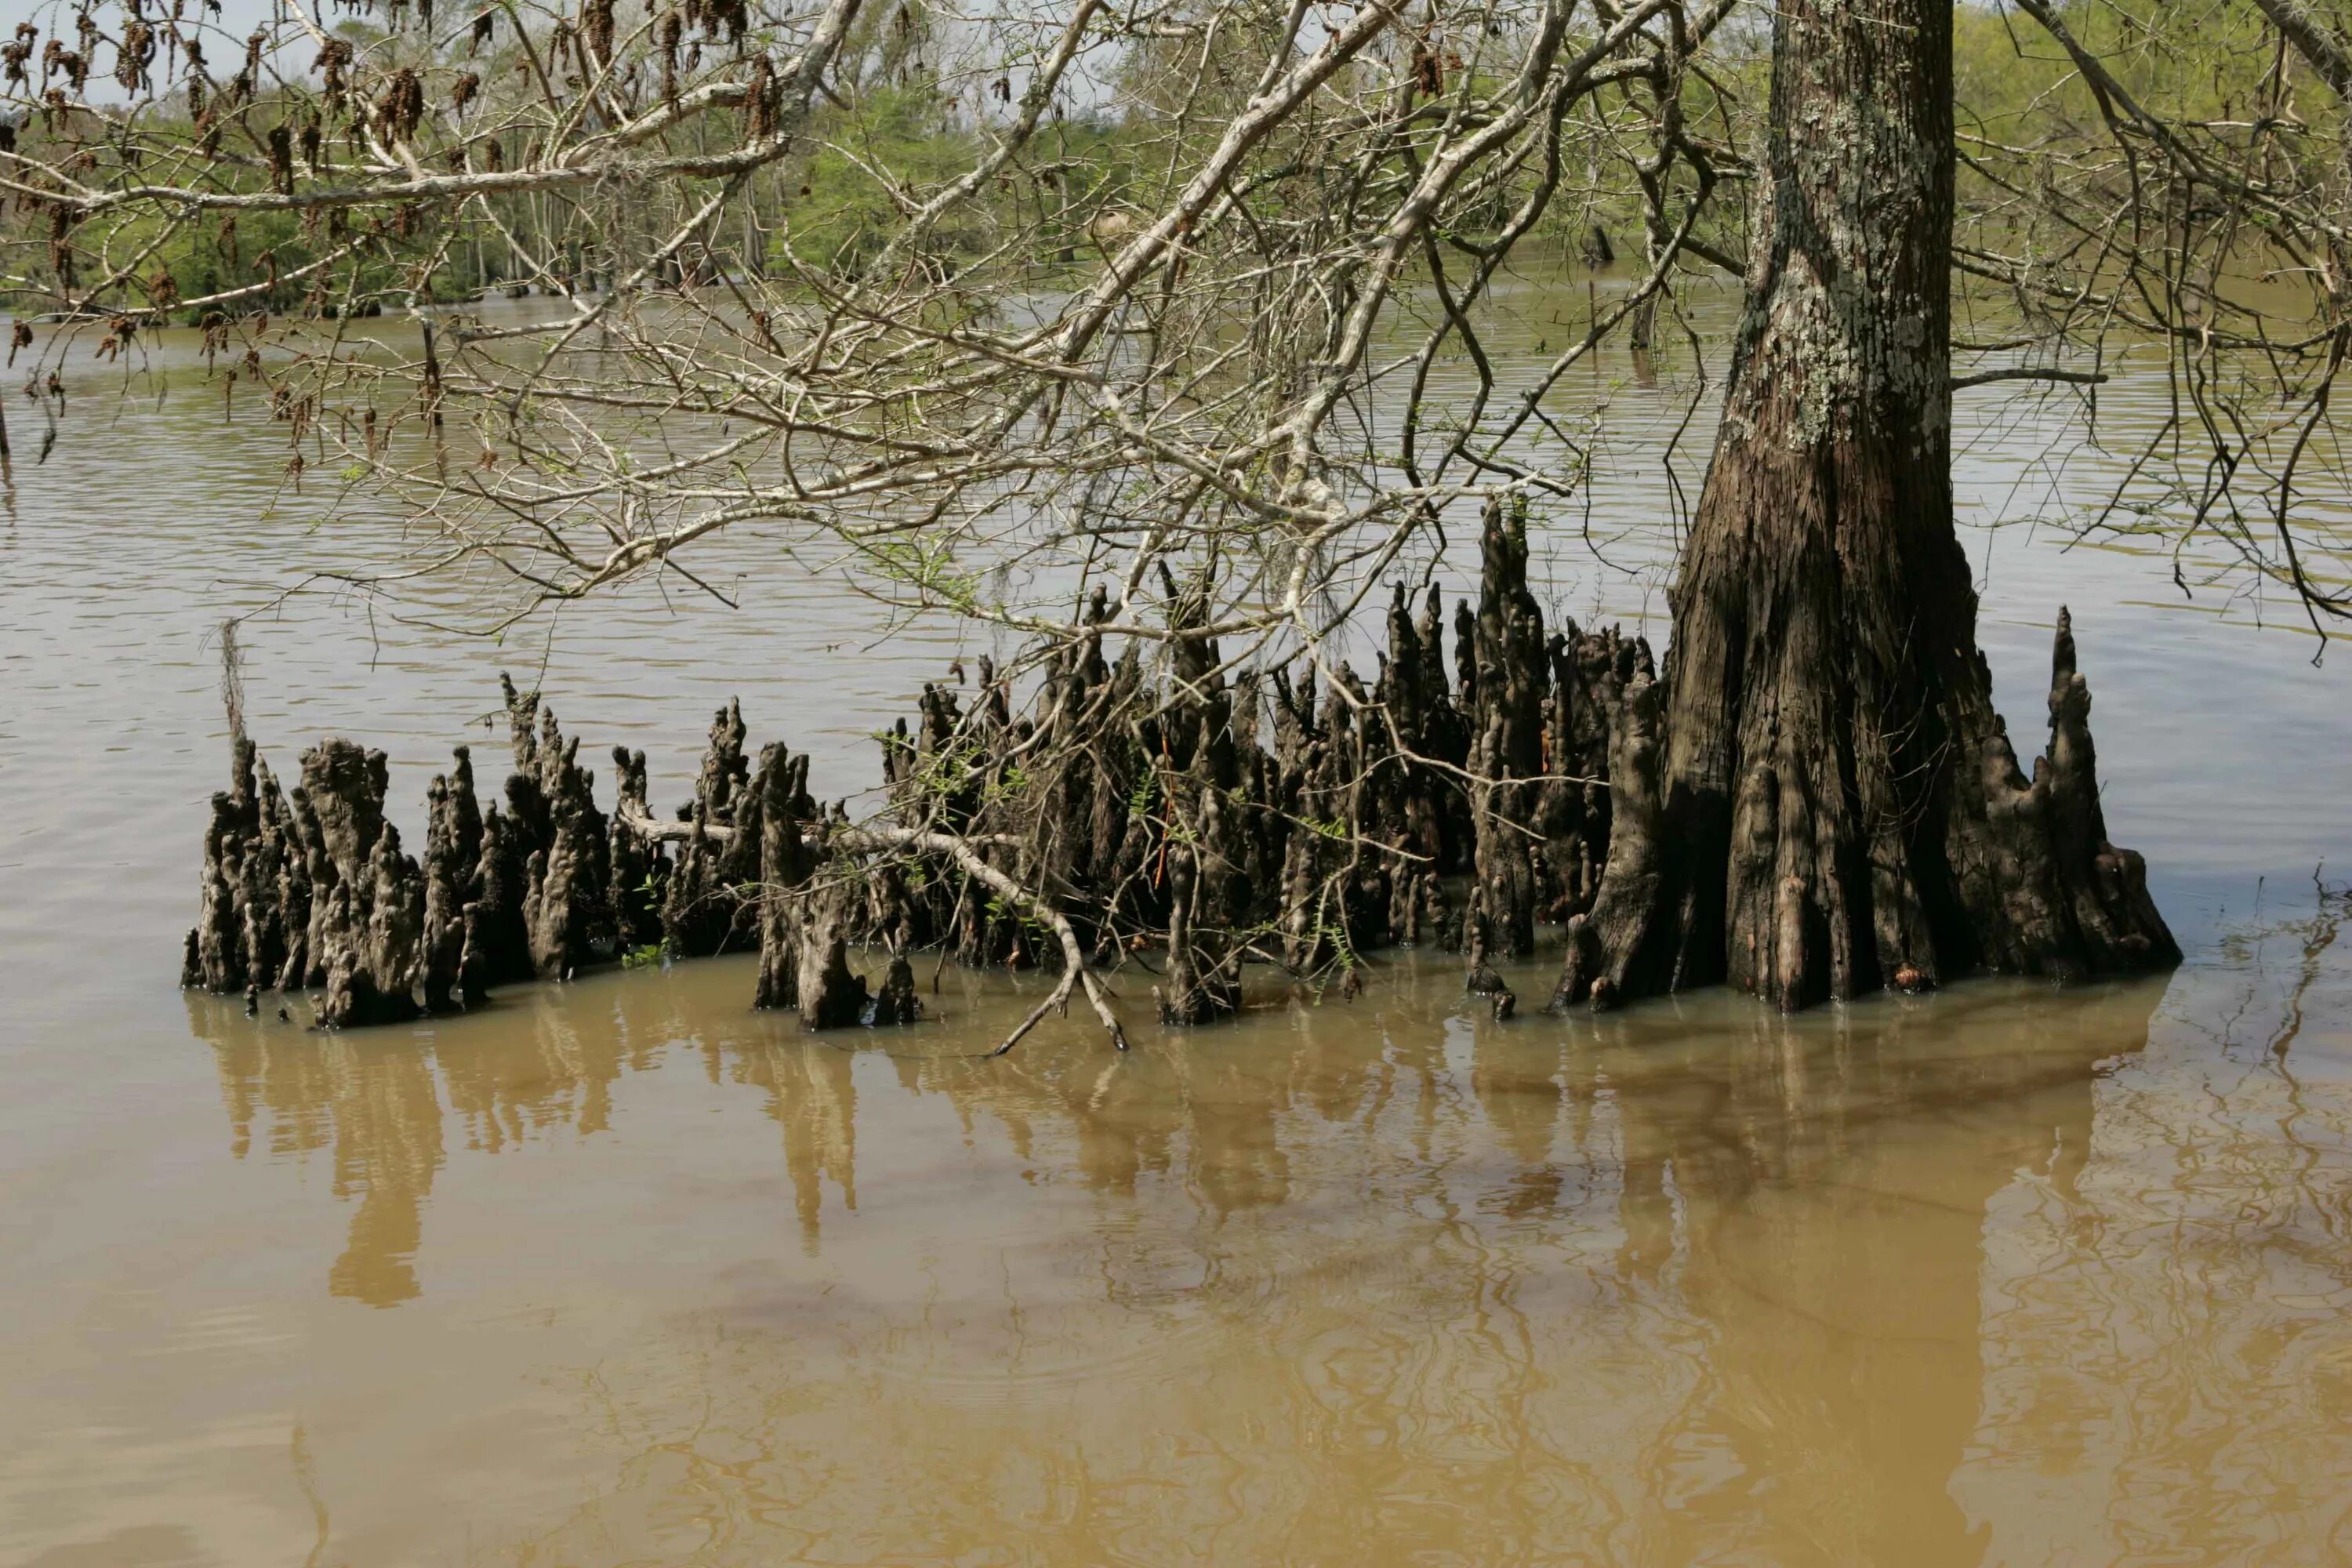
[3,296,2351,1564]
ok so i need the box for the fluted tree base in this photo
[1548,0,2176,1015]
[1551,610,2178,1014]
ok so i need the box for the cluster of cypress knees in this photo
[184,500,2172,1033]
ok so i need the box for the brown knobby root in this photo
[794,880,869,1031]
[303,739,424,1029]
[868,943,922,1027]
[186,500,2176,1042]
[1548,612,2180,1015]
[750,741,811,1012]
[1156,871,1239,1025]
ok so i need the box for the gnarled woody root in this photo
[186,505,2176,1040]
[1549,610,2179,1013]
[1531,0,2177,1017]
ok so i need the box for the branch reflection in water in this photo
[176,945,2352,1566]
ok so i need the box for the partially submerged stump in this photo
[187,679,642,1027]
[182,733,304,996]
[752,741,812,1011]
[419,750,482,1013]
[1156,844,1240,1025]
[794,880,869,1031]
[608,745,666,949]
[302,739,425,1029]
[499,677,619,980]
[868,946,922,1026]
[664,699,758,958]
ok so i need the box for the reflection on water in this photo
[4,286,2350,1564]
[71,942,2325,1563]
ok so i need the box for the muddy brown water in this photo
[3,292,2351,1564]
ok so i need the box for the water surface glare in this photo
[2,304,2350,1564]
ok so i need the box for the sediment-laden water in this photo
[2,291,2348,1564]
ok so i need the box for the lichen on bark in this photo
[1548,0,2176,1013]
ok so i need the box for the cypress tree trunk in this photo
[1552,0,2176,1012]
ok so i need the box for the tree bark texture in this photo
[185,73,2187,1047]
[794,877,871,1030]
[753,740,812,1011]
[1552,0,2176,1013]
